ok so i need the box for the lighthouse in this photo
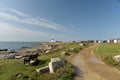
[50,36,56,42]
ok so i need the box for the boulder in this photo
[70,48,74,51]
[113,55,120,62]
[49,62,54,73]
[16,73,23,78]
[45,50,50,53]
[61,52,66,56]
[15,55,22,59]
[36,66,49,74]
[7,53,15,59]
[8,50,16,53]
[0,54,6,59]
[61,52,69,56]
[79,43,83,46]
[61,52,70,56]
[49,58,65,73]
[30,60,35,64]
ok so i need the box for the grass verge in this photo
[94,43,120,69]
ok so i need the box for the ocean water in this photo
[0,42,37,50]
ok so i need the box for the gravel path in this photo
[68,45,120,80]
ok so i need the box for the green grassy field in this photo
[0,42,89,80]
[94,43,120,57]
[94,43,120,68]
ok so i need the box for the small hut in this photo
[117,38,120,43]
[109,39,117,43]
[114,39,117,43]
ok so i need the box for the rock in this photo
[45,50,50,53]
[49,62,54,73]
[21,47,32,49]
[49,58,65,73]
[7,53,15,59]
[8,50,16,53]
[16,73,23,78]
[30,60,35,64]
[61,52,67,56]
[61,52,69,56]
[0,49,8,51]
[15,55,22,59]
[61,52,66,56]
[0,54,6,59]
[113,55,120,62]
[79,43,83,46]
[70,48,74,51]
[36,66,49,74]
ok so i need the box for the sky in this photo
[0,0,120,42]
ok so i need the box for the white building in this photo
[50,36,56,42]
[114,39,117,43]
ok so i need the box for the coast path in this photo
[68,45,120,80]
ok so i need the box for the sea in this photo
[0,42,38,50]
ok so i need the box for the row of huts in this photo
[96,38,120,43]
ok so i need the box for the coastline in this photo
[0,42,37,50]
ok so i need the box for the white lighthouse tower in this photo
[50,36,56,42]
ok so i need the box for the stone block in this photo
[15,55,22,59]
[49,58,65,73]
[36,66,49,74]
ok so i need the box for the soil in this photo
[68,45,120,80]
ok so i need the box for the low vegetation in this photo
[0,42,90,80]
[94,43,120,69]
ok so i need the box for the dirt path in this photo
[68,45,120,80]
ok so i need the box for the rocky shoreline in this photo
[0,42,61,59]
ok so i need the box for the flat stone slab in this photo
[36,66,49,74]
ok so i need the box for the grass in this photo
[94,43,120,58]
[36,63,74,80]
[0,42,89,80]
[94,43,120,68]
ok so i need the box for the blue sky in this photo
[0,0,120,41]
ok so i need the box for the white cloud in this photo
[0,7,67,31]
[9,9,30,17]
[0,22,71,41]
[0,7,71,41]
[0,22,51,41]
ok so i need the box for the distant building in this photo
[109,39,117,43]
[110,39,114,43]
[96,40,102,43]
[98,40,101,43]
[107,40,110,43]
[50,36,56,42]
[103,39,107,43]
[114,39,117,43]
[117,38,120,43]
